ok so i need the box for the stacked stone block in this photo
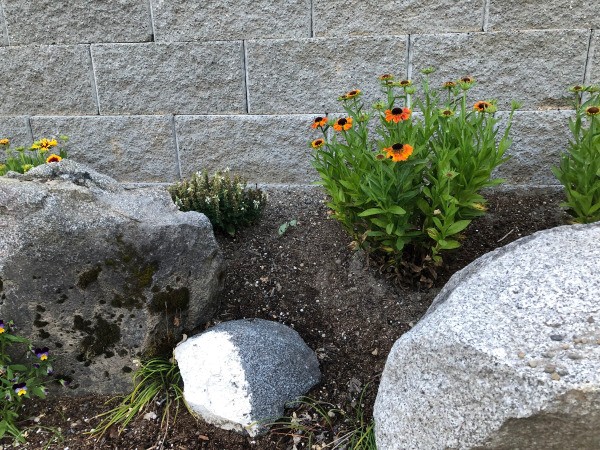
[0,0,597,185]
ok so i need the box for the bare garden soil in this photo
[6,186,568,450]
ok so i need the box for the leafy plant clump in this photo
[310,69,518,276]
[0,320,55,443]
[552,84,600,224]
[168,169,268,236]
[91,357,184,439]
[0,136,68,176]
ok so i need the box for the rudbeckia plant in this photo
[310,69,519,277]
[0,320,55,443]
[552,85,600,224]
[0,136,68,176]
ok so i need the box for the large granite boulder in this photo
[0,160,224,394]
[374,223,600,450]
[174,318,321,436]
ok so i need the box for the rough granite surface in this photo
[91,42,246,115]
[1,0,152,45]
[0,45,97,115]
[245,36,407,114]
[151,0,311,41]
[175,115,316,183]
[175,319,320,436]
[410,30,590,111]
[487,0,600,31]
[30,115,179,183]
[494,110,574,186]
[313,0,482,36]
[374,223,600,450]
[0,160,224,394]
[0,116,31,154]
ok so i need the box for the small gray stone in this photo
[550,334,564,341]
[174,319,320,436]
[542,351,556,358]
[0,45,97,115]
[91,42,246,115]
[544,364,556,373]
[2,0,152,45]
[528,360,539,368]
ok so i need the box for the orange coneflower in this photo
[0,138,9,145]
[473,101,493,112]
[384,143,414,162]
[46,154,62,163]
[585,106,600,116]
[443,81,456,89]
[333,117,353,132]
[379,74,394,81]
[397,79,412,87]
[311,116,328,129]
[311,138,325,149]
[385,107,412,123]
[339,89,361,101]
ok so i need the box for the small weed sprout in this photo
[552,85,600,224]
[168,169,267,236]
[0,320,56,443]
[91,357,184,438]
[310,69,518,277]
[278,219,298,236]
[0,136,68,176]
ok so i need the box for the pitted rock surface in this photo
[0,160,224,394]
[375,222,600,450]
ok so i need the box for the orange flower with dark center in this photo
[311,116,328,129]
[443,81,456,89]
[46,154,62,163]
[398,80,412,87]
[385,107,412,123]
[585,106,600,116]
[384,143,414,162]
[342,89,361,99]
[379,74,394,81]
[473,101,492,112]
[460,76,474,83]
[0,138,9,145]
[333,117,353,131]
[311,138,325,149]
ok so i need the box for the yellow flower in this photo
[311,138,325,149]
[46,154,62,163]
[585,106,599,116]
[22,164,34,172]
[443,81,456,89]
[439,108,454,117]
[0,138,9,145]
[383,143,414,162]
[396,79,412,88]
[379,74,394,81]
[333,117,353,132]
[339,89,361,101]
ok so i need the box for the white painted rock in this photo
[374,223,600,450]
[174,318,320,436]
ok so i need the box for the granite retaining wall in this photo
[0,0,597,185]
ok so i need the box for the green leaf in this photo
[358,208,385,217]
[387,205,406,215]
[426,228,439,240]
[446,220,471,236]
[438,239,461,250]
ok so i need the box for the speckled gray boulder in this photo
[0,160,224,394]
[174,319,320,436]
[374,223,600,450]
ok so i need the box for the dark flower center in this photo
[391,108,402,114]
[338,118,347,125]
[587,106,599,114]
[392,143,404,151]
[348,90,359,96]
[314,117,323,123]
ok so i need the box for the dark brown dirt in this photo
[7,186,568,450]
